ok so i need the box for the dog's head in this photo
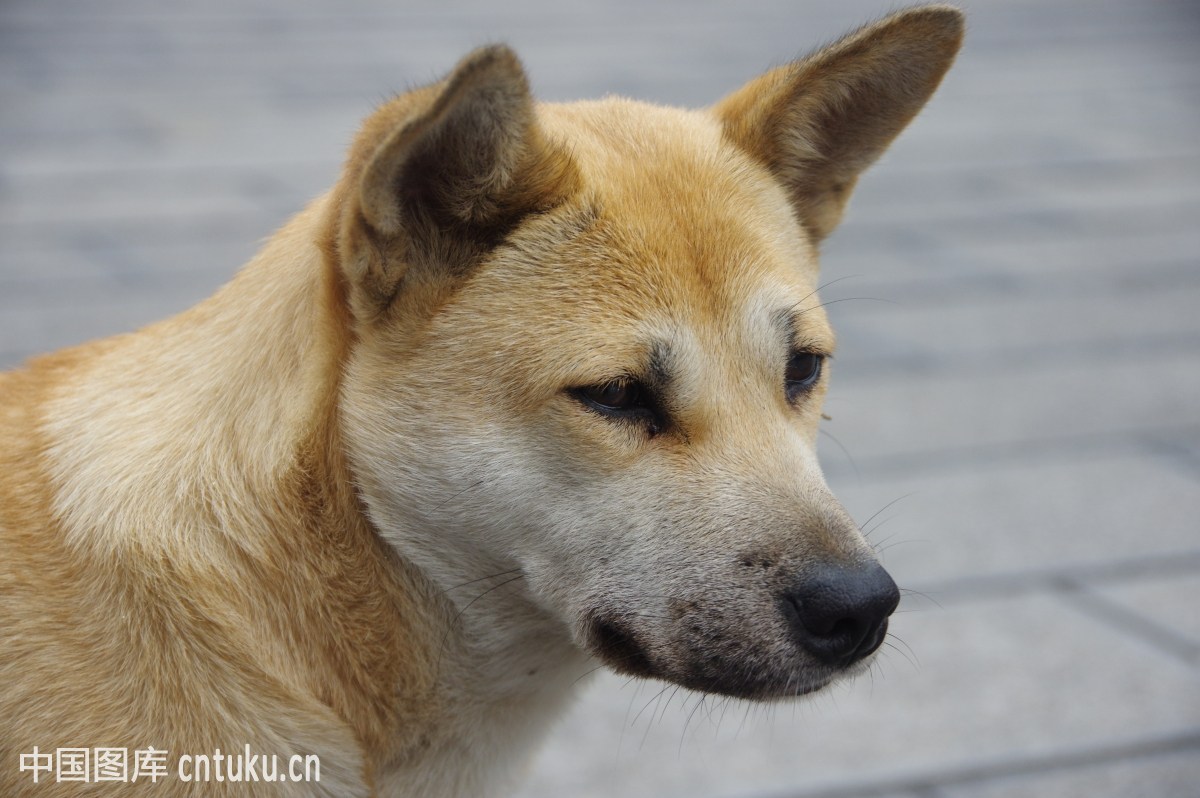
[331,7,962,699]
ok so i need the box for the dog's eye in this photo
[785,352,824,400]
[576,379,645,412]
[571,379,664,435]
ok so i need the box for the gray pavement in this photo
[2,1,1198,797]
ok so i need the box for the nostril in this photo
[794,603,860,639]
[781,562,899,667]
[783,594,877,661]
[827,616,863,642]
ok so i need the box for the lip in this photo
[658,667,839,701]
[790,678,833,697]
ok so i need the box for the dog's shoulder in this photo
[0,221,446,796]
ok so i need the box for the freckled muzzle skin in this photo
[581,561,901,700]
[573,507,903,700]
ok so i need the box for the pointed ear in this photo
[338,45,576,317]
[714,5,963,243]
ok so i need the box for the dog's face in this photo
[335,8,962,699]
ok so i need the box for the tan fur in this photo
[1,7,961,797]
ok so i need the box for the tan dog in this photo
[0,7,962,797]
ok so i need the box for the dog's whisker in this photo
[441,568,525,594]
[700,692,720,727]
[736,701,754,739]
[679,692,707,753]
[433,572,528,679]
[898,587,943,610]
[864,514,900,539]
[865,517,899,546]
[819,428,860,479]
[869,529,903,548]
[452,573,526,621]
[659,685,684,726]
[788,275,862,314]
[635,684,678,750]
[792,296,899,318]
[796,295,902,314]
[884,635,921,670]
[631,684,672,728]
[876,538,932,558]
[857,493,916,538]
[880,640,918,672]
[570,663,609,687]
[430,479,486,513]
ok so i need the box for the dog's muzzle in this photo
[585,557,901,699]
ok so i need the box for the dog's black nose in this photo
[781,562,900,667]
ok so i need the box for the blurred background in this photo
[2,1,1198,796]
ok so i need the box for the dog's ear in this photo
[715,5,963,243]
[338,45,576,318]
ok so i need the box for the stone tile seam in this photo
[836,261,1200,307]
[1140,435,1200,480]
[3,150,1197,200]
[7,198,1200,250]
[834,330,1200,381]
[1051,576,1200,666]
[824,425,1200,482]
[904,549,1200,606]
[728,728,1200,798]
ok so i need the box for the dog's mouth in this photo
[589,617,658,679]
[585,611,877,700]
[585,563,898,700]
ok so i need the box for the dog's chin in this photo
[665,669,838,701]
[587,615,859,701]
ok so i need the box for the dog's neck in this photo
[38,192,587,795]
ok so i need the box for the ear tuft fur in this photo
[333,45,578,319]
[359,45,535,238]
[715,5,964,242]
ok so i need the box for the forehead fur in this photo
[419,97,834,403]
[540,97,820,286]
[515,100,823,328]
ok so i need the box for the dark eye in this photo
[571,379,663,435]
[576,379,645,412]
[785,352,824,399]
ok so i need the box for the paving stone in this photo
[0,292,214,367]
[0,164,297,226]
[939,745,1200,798]
[0,209,288,259]
[819,351,1200,465]
[824,221,1200,289]
[786,792,925,798]
[0,237,259,291]
[826,281,1200,370]
[517,592,1200,798]
[1091,571,1200,655]
[820,247,1200,314]
[827,451,1200,591]
[1145,428,1200,480]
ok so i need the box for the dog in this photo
[0,6,962,796]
